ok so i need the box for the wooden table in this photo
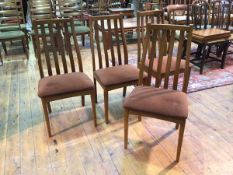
[109,8,134,18]
[191,28,231,74]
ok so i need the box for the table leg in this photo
[200,44,207,74]
[221,41,230,69]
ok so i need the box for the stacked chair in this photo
[0,0,28,60]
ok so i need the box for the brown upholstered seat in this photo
[124,86,188,118]
[94,65,146,87]
[144,56,188,74]
[38,72,94,98]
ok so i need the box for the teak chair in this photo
[34,18,97,137]
[89,14,147,124]
[137,11,192,90]
[0,0,28,59]
[137,10,164,66]
[58,0,90,46]
[124,24,193,162]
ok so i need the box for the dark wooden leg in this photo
[91,91,97,127]
[104,90,109,124]
[82,34,85,46]
[42,100,52,137]
[221,41,229,69]
[124,109,129,149]
[176,120,186,162]
[94,78,98,103]
[123,87,127,97]
[0,51,2,66]
[22,37,29,59]
[81,96,85,106]
[47,102,52,113]
[138,116,141,121]
[32,36,37,57]
[2,42,7,55]
[200,44,206,74]
[175,123,179,129]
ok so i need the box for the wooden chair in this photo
[0,0,28,59]
[137,11,192,89]
[89,14,147,124]
[137,10,164,66]
[34,18,97,137]
[58,0,90,46]
[124,24,193,162]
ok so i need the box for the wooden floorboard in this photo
[0,42,233,175]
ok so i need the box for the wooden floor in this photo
[0,42,233,175]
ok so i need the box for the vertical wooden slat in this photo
[70,19,83,72]
[56,23,68,74]
[137,13,141,65]
[119,16,128,64]
[164,30,175,89]
[48,23,60,75]
[64,22,75,72]
[173,30,185,90]
[89,18,96,72]
[40,24,53,76]
[101,19,109,67]
[94,21,103,69]
[107,18,116,66]
[114,18,122,65]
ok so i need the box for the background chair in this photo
[89,14,147,124]
[0,0,28,60]
[124,23,193,162]
[34,18,97,137]
[58,0,90,46]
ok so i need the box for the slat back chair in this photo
[29,0,54,21]
[137,10,164,66]
[191,0,210,29]
[90,14,128,72]
[0,0,28,58]
[124,24,193,162]
[58,0,90,46]
[90,14,145,123]
[34,18,97,137]
[210,0,232,30]
[140,24,192,92]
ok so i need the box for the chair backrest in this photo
[0,0,23,28]
[29,0,54,21]
[137,10,164,65]
[138,24,192,93]
[33,18,83,78]
[58,0,85,18]
[89,14,128,72]
[210,0,232,30]
[191,0,210,29]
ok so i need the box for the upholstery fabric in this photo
[94,64,146,87]
[69,25,90,34]
[124,86,188,118]
[144,56,187,74]
[38,72,94,98]
[0,24,26,31]
[0,31,25,40]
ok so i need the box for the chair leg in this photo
[0,51,2,66]
[123,87,127,97]
[175,123,179,129]
[41,100,52,137]
[81,95,85,106]
[91,91,97,127]
[32,36,37,57]
[22,37,29,60]
[94,78,98,103]
[176,120,186,162]
[138,116,141,121]
[124,109,129,149]
[104,90,109,124]
[2,42,7,55]
[82,34,85,46]
[47,102,52,113]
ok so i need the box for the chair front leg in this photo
[41,99,52,137]
[176,120,186,162]
[81,95,85,106]
[124,109,129,149]
[123,86,127,97]
[2,42,7,55]
[104,90,109,124]
[91,90,97,127]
